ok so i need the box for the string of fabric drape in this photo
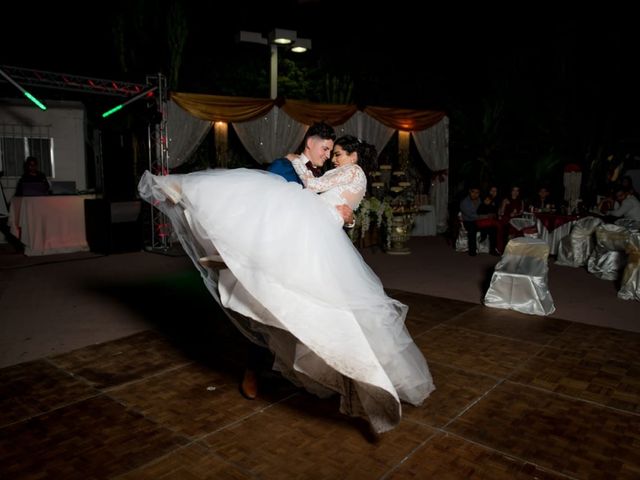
[412,117,450,233]
[232,108,306,164]
[167,100,212,169]
[334,111,395,160]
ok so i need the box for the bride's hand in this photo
[336,204,355,226]
[285,153,298,162]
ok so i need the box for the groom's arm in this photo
[267,158,303,184]
[336,205,355,228]
[286,153,356,228]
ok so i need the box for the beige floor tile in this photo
[403,362,499,427]
[445,305,571,344]
[549,322,640,364]
[510,346,640,413]
[116,443,253,480]
[388,431,567,479]
[447,381,640,479]
[110,362,298,438]
[203,393,435,479]
[415,325,541,377]
[0,359,98,426]
[0,396,186,480]
[49,330,193,388]
[402,293,477,336]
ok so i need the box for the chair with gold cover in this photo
[483,237,555,316]
[587,223,631,281]
[618,232,640,301]
[555,216,603,268]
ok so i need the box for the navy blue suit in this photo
[267,158,303,185]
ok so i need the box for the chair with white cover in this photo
[555,216,603,267]
[587,223,631,281]
[484,237,555,316]
[455,213,490,253]
[509,215,538,238]
[618,232,640,301]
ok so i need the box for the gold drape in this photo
[171,92,445,131]
[281,99,358,126]
[171,92,275,122]
[364,107,446,131]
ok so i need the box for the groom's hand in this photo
[336,205,355,228]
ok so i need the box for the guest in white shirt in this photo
[607,187,640,221]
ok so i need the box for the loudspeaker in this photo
[100,130,137,200]
[85,199,143,254]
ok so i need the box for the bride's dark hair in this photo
[334,135,378,173]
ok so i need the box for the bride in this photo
[138,134,435,433]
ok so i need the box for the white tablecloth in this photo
[535,216,577,256]
[8,195,94,256]
[411,205,436,236]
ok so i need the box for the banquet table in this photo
[411,205,436,236]
[8,195,95,256]
[535,212,579,255]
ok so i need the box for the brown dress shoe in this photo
[240,369,258,400]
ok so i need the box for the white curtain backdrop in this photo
[412,116,449,233]
[232,108,306,164]
[167,100,212,169]
[334,111,395,158]
[167,101,449,232]
[563,171,582,213]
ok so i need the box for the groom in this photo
[267,121,334,183]
[268,122,355,227]
[240,122,354,399]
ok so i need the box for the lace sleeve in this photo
[293,161,361,193]
[291,158,315,185]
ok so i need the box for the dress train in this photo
[138,169,435,432]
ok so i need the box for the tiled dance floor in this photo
[2,289,639,479]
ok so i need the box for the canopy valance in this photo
[171,92,444,132]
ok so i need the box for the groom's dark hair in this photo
[296,122,336,153]
[307,122,336,141]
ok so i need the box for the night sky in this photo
[3,1,639,193]
[4,2,637,108]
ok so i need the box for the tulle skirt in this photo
[138,168,434,433]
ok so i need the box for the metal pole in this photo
[145,73,171,252]
[270,44,278,99]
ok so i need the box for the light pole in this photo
[238,29,311,99]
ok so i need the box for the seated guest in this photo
[498,185,524,247]
[477,185,504,253]
[597,187,616,214]
[605,186,640,222]
[15,156,50,196]
[478,185,499,216]
[529,185,557,212]
[620,175,639,200]
[460,185,498,256]
[499,185,524,219]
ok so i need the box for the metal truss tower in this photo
[145,73,172,251]
[0,65,147,97]
[1,65,172,251]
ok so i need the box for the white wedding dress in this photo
[138,162,434,433]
